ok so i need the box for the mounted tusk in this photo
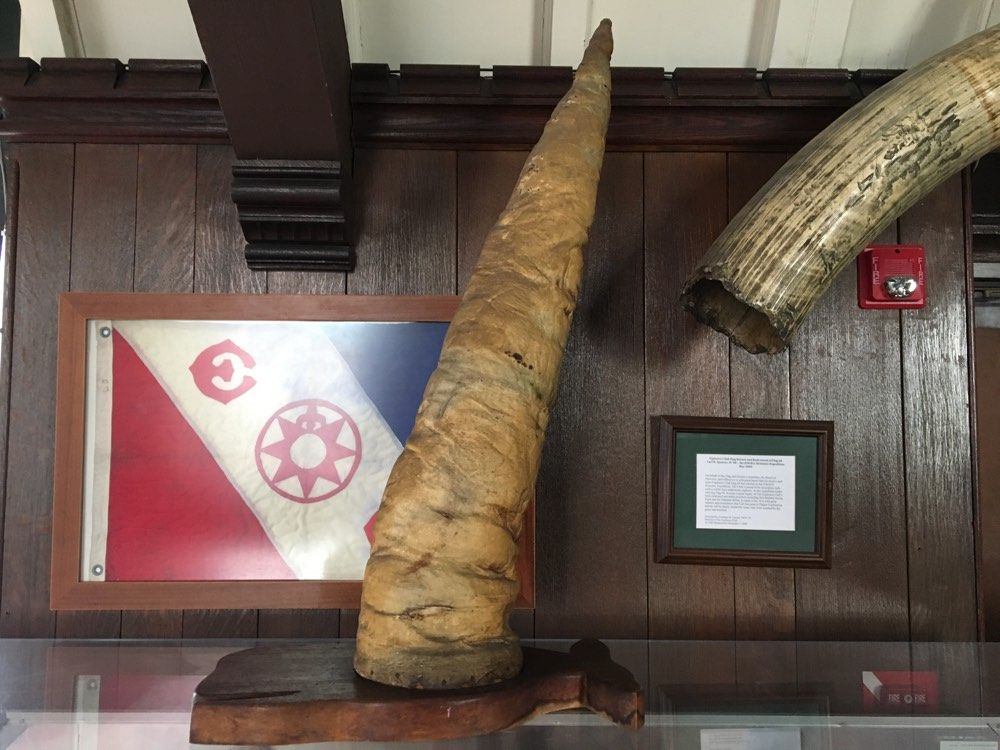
[683,25,1000,354]
[354,20,613,689]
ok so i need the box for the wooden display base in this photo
[190,639,643,745]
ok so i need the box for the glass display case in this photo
[1,638,999,749]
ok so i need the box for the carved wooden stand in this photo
[190,639,643,745]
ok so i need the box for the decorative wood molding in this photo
[232,159,352,272]
[189,0,354,271]
[0,61,904,150]
[351,65,904,149]
[0,58,227,143]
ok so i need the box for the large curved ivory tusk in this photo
[354,20,613,689]
[683,25,1000,354]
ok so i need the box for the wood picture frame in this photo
[51,293,535,610]
[655,415,833,568]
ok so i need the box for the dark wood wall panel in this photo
[0,143,979,644]
[0,144,74,637]
[194,145,265,296]
[348,149,456,297]
[123,144,197,638]
[456,152,526,291]
[792,223,910,640]
[0,157,15,637]
[898,176,978,641]
[134,144,196,295]
[56,144,139,639]
[533,152,647,638]
[979,327,1000,641]
[644,152,734,639]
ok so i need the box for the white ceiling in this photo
[18,0,1000,71]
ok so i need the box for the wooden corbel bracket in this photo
[190,0,354,272]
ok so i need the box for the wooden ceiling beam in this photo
[189,0,353,272]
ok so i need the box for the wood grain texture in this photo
[134,144,196,294]
[266,271,346,295]
[725,152,796,644]
[194,145,264,295]
[0,144,73,637]
[190,144,260,637]
[348,149,456,296]
[56,144,139,639]
[68,144,137,292]
[191,640,642,744]
[978,326,1000,641]
[456,151,527,292]
[792,224,909,640]
[455,151,535,638]
[899,175,977,640]
[644,152,733,639]
[182,609,257,639]
[910,642,981,715]
[129,143,198,637]
[0,157,17,639]
[533,153,646,639]
[257,609,340,638]
[121,610,184,638]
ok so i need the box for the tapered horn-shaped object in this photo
[683,25,1000,354]
[354,20,613,689]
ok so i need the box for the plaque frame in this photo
[655,415,833,568]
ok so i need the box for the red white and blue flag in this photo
[81,319,447,582]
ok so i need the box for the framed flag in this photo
[51,293,535,610]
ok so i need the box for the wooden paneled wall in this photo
[0,143,978,641]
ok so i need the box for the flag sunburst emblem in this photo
[254,399,362,503]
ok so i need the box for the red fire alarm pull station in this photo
[857,244,926,309]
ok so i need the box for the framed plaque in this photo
[655,416,833,568]
[51,293,535,610]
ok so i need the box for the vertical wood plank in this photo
[134,144,196,295]
[792,224,910,640]
[182,609,258,639]
[455,151,535,638]
[0,155,17,638]
[533,153,646,638]
[348,149,456,296]
[257,609,339,638]
[266,271,346,295]
[645,152,733,639]
[340,148,457,638]
[68,144,136,292]
[978,327,1000,641]
[186,144,260,638]
[455,151,527,292]
[726,153,796,662]
[0,144,74,637]
[194,145,265,295]
[123,144,198,638]
[898,175,977,641]
[57,144,139,638]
